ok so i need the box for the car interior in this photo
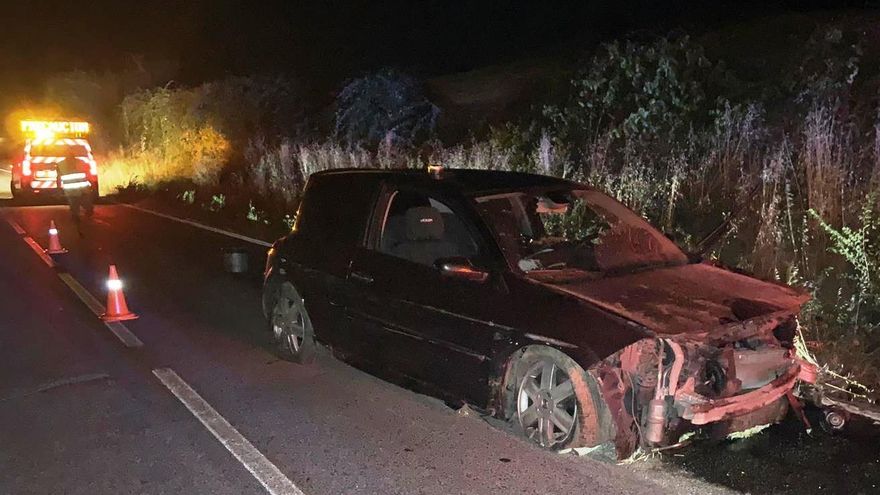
[379,191,479,266]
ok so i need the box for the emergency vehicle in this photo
[10,120,99,199]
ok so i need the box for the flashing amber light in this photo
[20,120,90,138]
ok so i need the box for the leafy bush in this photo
[545,36,716,146]
[790,26,863,105]
[812,195,880,328]
[112,77,302,192]
[335,69,440,149]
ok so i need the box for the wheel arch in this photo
[492,342,618,450]
[488,340,601,421]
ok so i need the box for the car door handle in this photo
[350,271,374,284]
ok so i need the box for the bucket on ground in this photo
[223,248,249,274]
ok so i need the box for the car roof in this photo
[311,168,579,195]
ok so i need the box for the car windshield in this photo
[474,188,687,274]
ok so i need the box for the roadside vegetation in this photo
[33,16,880,393]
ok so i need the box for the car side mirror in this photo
[434,257,489,283]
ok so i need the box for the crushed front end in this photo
[596,309,818,457]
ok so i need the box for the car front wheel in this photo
[510,347,613,451]
[270,282,315,363]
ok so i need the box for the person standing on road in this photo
[57,155,94,221]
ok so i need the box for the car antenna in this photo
[693,181,762,257]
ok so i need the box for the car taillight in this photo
[22,159,31,176]
[89,159,97,176]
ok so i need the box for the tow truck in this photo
[10,120,99,200]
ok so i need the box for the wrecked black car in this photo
[262,167,816,457]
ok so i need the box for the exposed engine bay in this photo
[592,311,817,458]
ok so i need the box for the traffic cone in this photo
[46,221,68,254]
[101,265,138,322]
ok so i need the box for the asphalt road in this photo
[0,201,737,495]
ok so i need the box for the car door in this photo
[285,173,381,352]
[344,185,512,406]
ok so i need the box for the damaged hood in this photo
[538,263,808,336]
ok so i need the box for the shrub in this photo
[791,26,863,105]
[544,36,716,148]
[811,194,880,328]
[335,69,440,149]
[115,77,302,191]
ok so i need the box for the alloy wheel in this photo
[516,359,578,448]
[272,284,306,356]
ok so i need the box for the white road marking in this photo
[121,203,272,247]
[57,273,144,348]
[152,368,304,495]
[6,218,26,235]
[57,272,105,315]
[23,236,55,267]
[104,321,145,348]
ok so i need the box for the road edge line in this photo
[58,273,104,314]
[152,368,304,495]
[120,203,272,247]
[104,321,145,348]
[22,237,55,267]
[58,273,144,348]
[4,217,26,235]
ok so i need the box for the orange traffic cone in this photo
[46,221,68,254]
[101,265,138,322]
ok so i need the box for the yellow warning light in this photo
[21,120,90,138]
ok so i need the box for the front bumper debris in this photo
[680,362,799,424]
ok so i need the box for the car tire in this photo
[10,181,21,200]
[508,346,614,451]
[269,281,316,364]
[10,184,32,204]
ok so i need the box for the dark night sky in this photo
[0,1,866,95]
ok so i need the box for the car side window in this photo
[377,190,479,267]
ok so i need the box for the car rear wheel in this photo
[270,282,315,363]
[510,347,613,451]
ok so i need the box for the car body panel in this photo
[534,263,808,336]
